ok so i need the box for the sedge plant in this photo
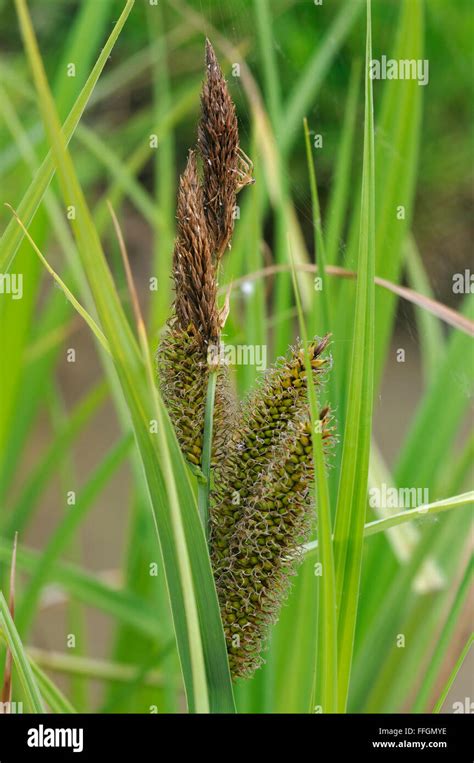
[0,0,472,715]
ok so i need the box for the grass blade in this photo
[412,558,473,712]
[5,204,111,354]
[303,491,473,557]
[290,245,337,714]
[0,592,44,712]
[333,0,375,712]
[372,0,424,386]
[14,0,235,710]
[363,493,473,539]
[1,534,17,709]
[433,634,474,714]
[325,60,362,267]
[29,660,77,714]
[303,117,330,336]
[0,0,135,272]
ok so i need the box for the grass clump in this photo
[158,41,333,679]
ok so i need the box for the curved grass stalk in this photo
[412,558,473,712]
[302,491,474,557]
[224,263,474,338]
[433,633,474,714]
[5,204,111,355]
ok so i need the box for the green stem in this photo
[413,558,473,712]
[290,245,338,714]
[0,592,45,712]
[303,116,331,336]
[198,369,217,539]
[303,491,473,557]
[433,633,474,714]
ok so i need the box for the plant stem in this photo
[0,591,45,712]
[198,369,217,539]
[289,241,338,714]
[302,491,473,557]
[433,633,474,714]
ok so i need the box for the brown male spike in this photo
[198,39,247,264]
[157,40,252,470]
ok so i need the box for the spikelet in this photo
[209,336,333,678]
[158,150,215,467]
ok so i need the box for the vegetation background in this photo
[0,0,472,714]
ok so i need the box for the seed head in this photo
[210,335,331,558]
[198,39,240,263]
[156,45,334,680]
[157,40,252,472]
[214,408,333,679]
[209,336,333,678]
[157,329,236,468]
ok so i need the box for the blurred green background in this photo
[0,0,472,713]
[1,0,472,296]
